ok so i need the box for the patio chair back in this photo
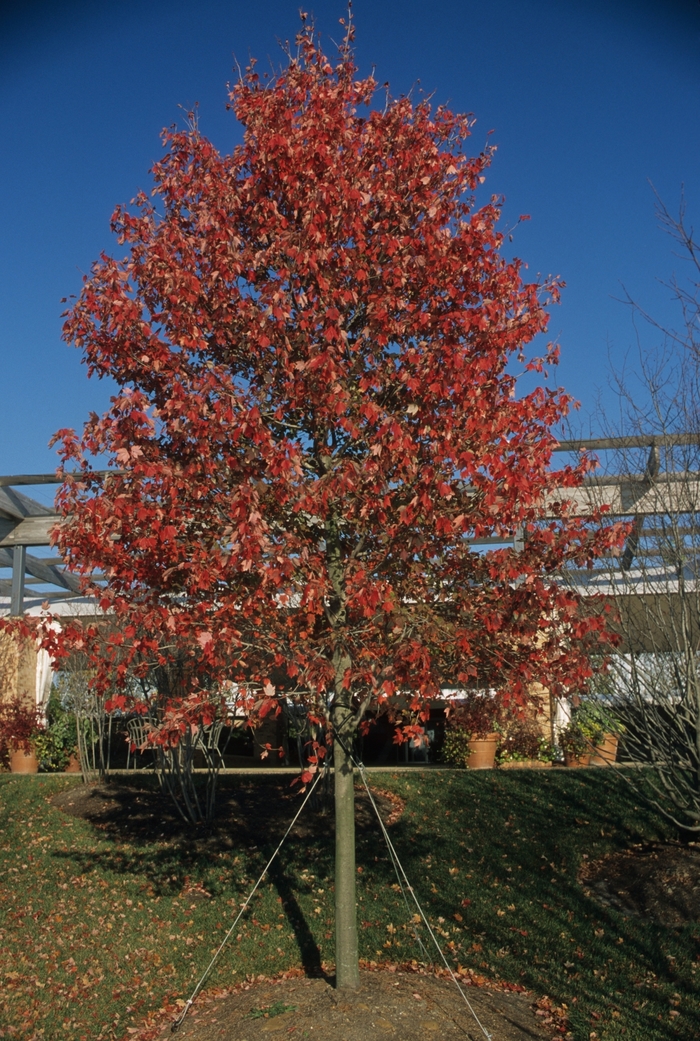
[126,717,152,769]
[194,720,225,767]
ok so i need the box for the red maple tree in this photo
[51,19,623,987]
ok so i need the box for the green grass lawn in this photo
[1,769,698,1040]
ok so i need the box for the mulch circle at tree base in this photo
[133,966,565,1041]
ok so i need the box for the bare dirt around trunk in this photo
[144,967,559,1041]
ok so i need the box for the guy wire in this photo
[171,766,324,1032]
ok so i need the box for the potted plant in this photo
[0,697,46,774]
[443,694,502,770]
[590,730,620,767]
[497,715,555,769]
[559,699,608,766]
[559,719,594,767]
[560,699,624,767]
[580,701,623,766]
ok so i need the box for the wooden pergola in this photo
[1,434,698,617]
[0,474,81,614]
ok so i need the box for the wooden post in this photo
[10,545,26,616]
[0,629,37,711]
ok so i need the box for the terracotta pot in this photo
[9,747,39,774]
[590,733,619,767]
[64,754,81,774]
[564,751,591,768]
[467,733,499,770]
[498,759,552,769]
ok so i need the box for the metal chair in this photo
[126,716,152,769]
[193,720,225,768]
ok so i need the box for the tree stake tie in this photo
[170,767,324,1033]
[334,730,494,1041]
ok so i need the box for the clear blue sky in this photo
[1,0,699,489]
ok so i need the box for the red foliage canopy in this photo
[50,23,623,741]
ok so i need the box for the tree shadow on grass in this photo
[50,775,398,846]
[266,858,329,979]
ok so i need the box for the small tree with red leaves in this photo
[52,19,622,988]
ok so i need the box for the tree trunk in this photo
[326,509,360,989]
[333,726,360,990]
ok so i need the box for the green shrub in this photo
[33,688,79,772]
[441,725,473,768]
